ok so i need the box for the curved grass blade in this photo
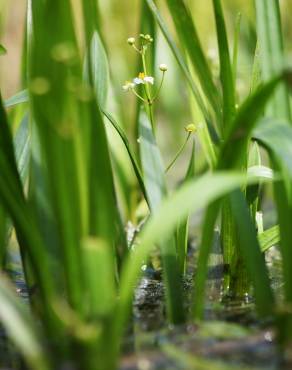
[144,0,217,169]
[219,74,283,169]
[165,0,221,121]
[0,275,51,370]
[254,119,292,302]
[103,110,148,204]
[144,0,209,121]
[4,90,28,108]
[112,172,260,362]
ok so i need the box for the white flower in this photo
[159,64,168,72]
[133,72,154,85]
[122,81,135,92]
[127,37,135,46]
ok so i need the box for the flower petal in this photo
[133,78,144,85]
[144,76,154,85]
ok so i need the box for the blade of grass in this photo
[139,107,185,324]
[176,141,195,275]
[102,110,148,204]
[258,225,280,252]
[4,90,28,108]
[212,0,236,132]
[0,275,51,370]
[255,0,291,121]
[165,0,221,123]
[254,119,292,302]
[112,171,265,362]
[144,0,218,169]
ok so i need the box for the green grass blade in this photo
[165,0,221,121]
[139,107,185,324]
[144,0,209,121]
[212,0,236,131]
[113,172,257,357]
[193,200,221,319]
[258,225,280,252]
[232,12,242,85]
[255,0,291,121]
[0,275,51,370]
[145,0,218,169]
[85,31,109,108]
[28,0,86,313]
[254,119,292,302]
[176,141,195,275]
[4,90,29,108]
[229,190,274,317]
[102,110,148,204]
[219,75,283,169]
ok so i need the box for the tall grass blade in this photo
[139,107,185,324]
[255,0,291,121]
[212,0,236,131]
[165,0,221,122]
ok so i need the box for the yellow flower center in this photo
[138,72,145,80]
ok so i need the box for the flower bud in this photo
[185,124,197,133]
[159,64,168,72]
[127,37,135,46]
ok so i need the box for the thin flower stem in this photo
[131,89,147,102]
[165,133,191,173]
[153,72,165,102]
[141,52,152,101]
[148,103,155,133]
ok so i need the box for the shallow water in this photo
[0,242,290,370]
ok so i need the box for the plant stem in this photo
[165,133,191,173]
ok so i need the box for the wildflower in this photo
[159,64,168,72]
[133,72,154,85]
[127,37,135,46]
[122,81,135,92]
[185,124,197,133]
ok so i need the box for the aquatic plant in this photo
[0,0,292,369]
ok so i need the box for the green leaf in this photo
[144,0,209,121]
[113,171,264,354]
[139,107,185,324]
[0,275,51,370]
[258,225,280,252]
[212,0,236,131]
[86,31,109,108]
[176,141,195,275]
[165,0,221,120]
[229,190,274,317]
[0,44,7,55]
[4,90,29,108]
[219,75,282,169]
[254,119,292,302]
[103,110,148,204]
[145,0,217,169]
[255,0,291,121]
